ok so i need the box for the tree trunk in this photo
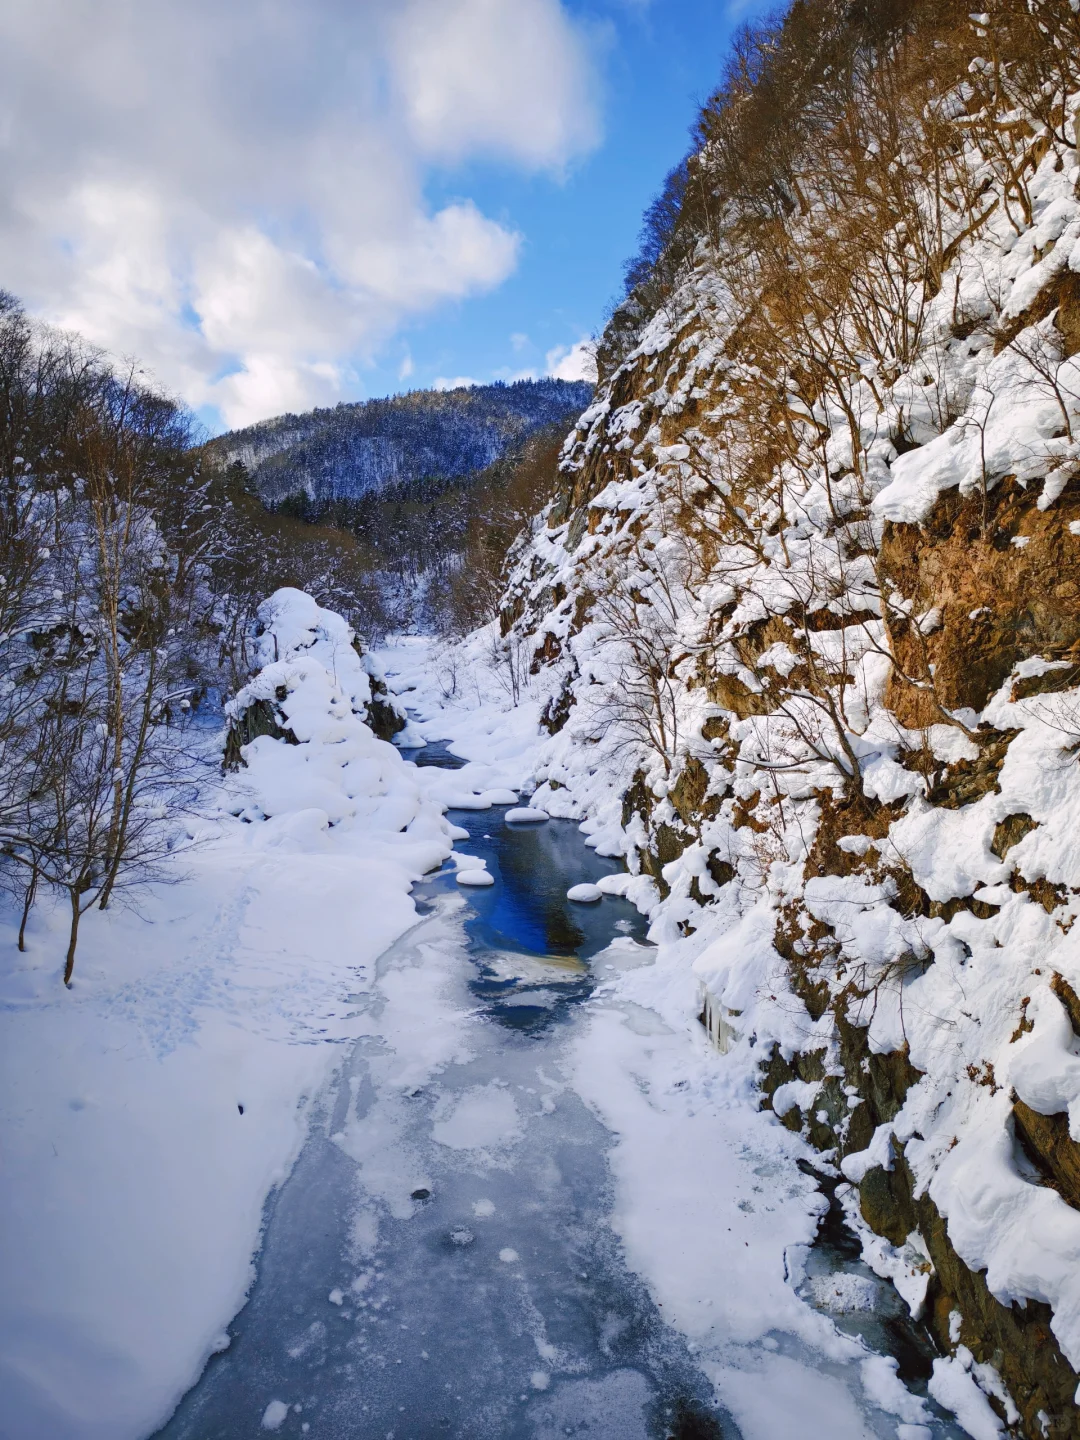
[18,864,38,952]
[63,891,80,988]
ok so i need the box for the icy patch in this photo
[431,1086,523,1152]
[527,1369,651,1440]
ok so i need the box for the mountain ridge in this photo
[208,377,592,510]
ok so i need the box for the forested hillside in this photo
[493,1,1080,1433]
[206,378,591,636]
[209,378,591,508]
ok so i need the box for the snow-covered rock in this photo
[456,870,495,888]
[567,883,602,903]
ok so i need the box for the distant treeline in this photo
[210,379,591,508]
[255,419,571,638]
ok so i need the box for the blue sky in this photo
[367,0,775,403]
[0,0,776,434]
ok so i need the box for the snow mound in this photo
[567,883,602,903]
[506,807,548,823]
[805,1273,878,1314]
[457,870,495,887]
[260,1399,290,1431]
[483,788,520,805]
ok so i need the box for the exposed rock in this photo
[222,691,299,771]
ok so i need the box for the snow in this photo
[567,882,603,902]
[711,1352,878,1440]
[806,1274,878,1314]
[859,1354,931,1427]
[456,869,495,887]
[506,806,549,823]
[927,1357,1004,1440]
[0,589,458,1440]
[260,1399,289,1431]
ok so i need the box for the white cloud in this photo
[545,338,598,384]
[0,0,599,428]
[433,376,480,392]
[389,0,600,169]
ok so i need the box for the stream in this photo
[154,741,960,1440]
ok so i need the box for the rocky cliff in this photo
[498,2,1080,1433]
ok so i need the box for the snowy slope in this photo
[211,380,592,507]
[476,23,1080,1438]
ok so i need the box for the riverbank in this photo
[370,634,972,1440]
[0,595,454,1440]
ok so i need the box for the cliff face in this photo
[497,3,1080,1433]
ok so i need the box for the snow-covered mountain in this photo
[209,378,592,509]
[491,1,1080,1432]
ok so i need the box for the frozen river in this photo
[156,744,729,1439]
[155,739,964,1440]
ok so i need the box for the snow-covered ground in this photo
[0,603,972,1440]
[0,593,455,1440]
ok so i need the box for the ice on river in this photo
[156,893,726,1439]
[157,829,965,1440]
[430,1083,523,1152]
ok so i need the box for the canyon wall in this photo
[499,3,1080,1432]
